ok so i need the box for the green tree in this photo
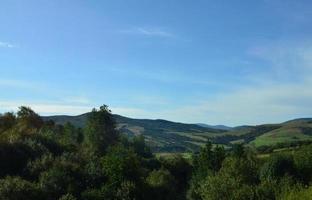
[0,112,16,134]
[220,156,258,185]
[62,122,83,145]
[188,142,226,200]
[0,176,42,200]
[195,147,259,200]
[132,135,152,158]
[146,168,177,200]
[102,145,141,184]
[84,105,119,154]
[58,193,77,200]
[279,185,312,200]
[260,154,296,182]
[199,174,256,200]
[193,142,225,176]
[38,153,83,200]
[160,154,191,196]
[294,144,312,183]
[17,106,43,131]
[0,143,35,177]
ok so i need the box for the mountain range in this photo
[43,114,312,152]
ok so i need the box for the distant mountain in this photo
[43,114,312,152]
[43,113,225,152]
[197,123,233,130]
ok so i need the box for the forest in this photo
[0,105,312,200]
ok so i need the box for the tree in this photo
[58,193,77,200]
[84,105,119,154]
[195,146,259,200]
[160,154,191,196]
[83,145,143,200]
[132,135,152,158]
[102,145,141,185]
[38,153,83,200]
[260,154,296,182]
[0,176,42,200]
[279,185,312,200]
[193,142,225,175]
[0,143,34,177]
[62,122,83,145]
[115,181,137,200]
[0,112,16,134]
[188,142,226,200]
[294,144,312,183]
[220,155,258,185]
[198,173,256,200]
[146,168,177,200]
[17,106,43,131]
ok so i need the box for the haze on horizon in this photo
[1,0,312,126]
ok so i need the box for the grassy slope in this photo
[220,119,312,147]
[250,119,312,147]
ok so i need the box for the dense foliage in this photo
[0,106,312,199]
[188,143,312,200]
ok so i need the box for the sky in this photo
[1,0,312,126]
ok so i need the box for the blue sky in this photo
[1,0,312,126]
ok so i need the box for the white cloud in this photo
[121,27,174,38]
[60,96,91,104]
[0,100,93,116]
[111,107,152,118]
[0,79,94,115]
[110,42,312,126]
[0,41,17,48]
[1,40,311,126]
[111,81,312,126]
[248,41,312,76]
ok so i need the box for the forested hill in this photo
[43,114,312,152]
[43,114,225,152]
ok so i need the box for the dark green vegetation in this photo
[44,114,312,152]
[188,143,312,200]
[0,106,192,200]
[1,106,312,199]
[1,105,312,199]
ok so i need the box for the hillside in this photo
[43,114,224,152]
[43,114,312,152]
[196,123,233,130]
[214,118,312,148]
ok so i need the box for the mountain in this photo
[197,123,233,130]
[43,114,312,152]
[43,113,225,152]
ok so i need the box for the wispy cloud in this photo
[0,41,17,48]
[60,96,91,104]
[120,27,174,38]
[0,100,93,116]
[109,41,312,126]
[112,81,312,126]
